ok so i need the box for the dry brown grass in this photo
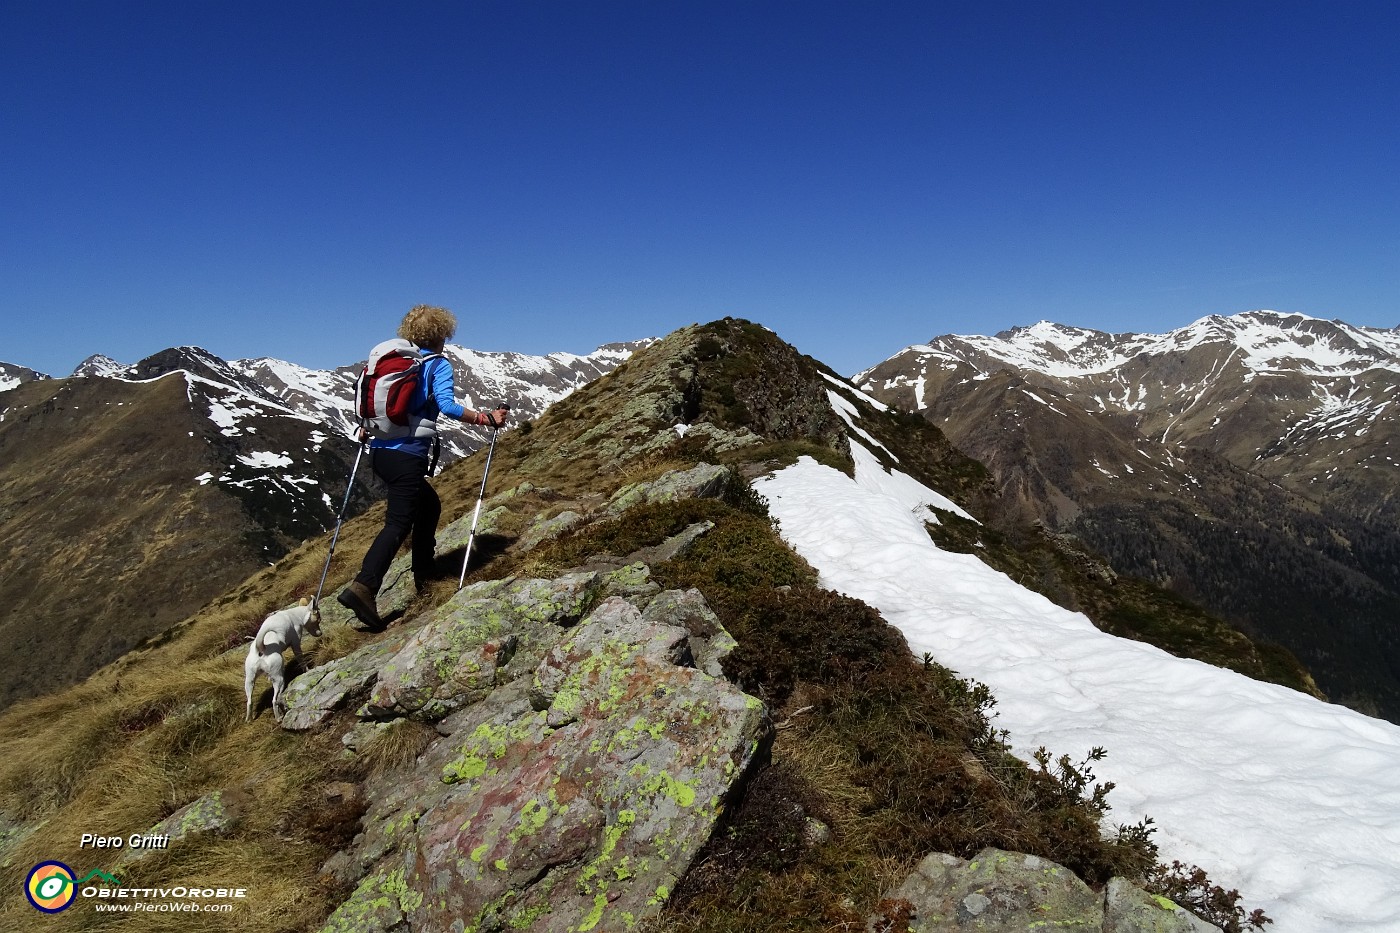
[357,718,436,779]
[0,517,392,933]
[772,722,872,845]
[0,669,352,931]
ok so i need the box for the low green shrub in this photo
[646,496,1165,927]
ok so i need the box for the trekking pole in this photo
[458,407,508,590]
[314,434,367,608]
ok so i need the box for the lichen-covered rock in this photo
[436,504,510,557]
[1104,878,1223,933]
[529,597,695,726]
[320,867,413,933]
[639,586,737,679]
[869,847,1104,932]
[867,851,1226,933]
[606,463,731,516]
[361,574,605,722]
[493,572,609,627]
[518,510,585,552]
[281,627,417,731]
[320,592,770,933]
[632,422,765,460]
[599,562,664,603]
[119,790,246,866]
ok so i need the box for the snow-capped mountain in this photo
[858,311,1400,723]
[4,339,652,514]
[0,339,648,710]
[860,310,1400,523]
[72,353,128,378]
[229,341,645,464]
[0,360,49,391]
[889,311,1400,381]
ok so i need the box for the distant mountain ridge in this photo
[5,340,650,464]
[918,312,1400,378]
[0,338,649,709]
[0,361,49,391]
[858,310,1400,719]
[863,311,1400,522]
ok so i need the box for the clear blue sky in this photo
[3,1,1398,378]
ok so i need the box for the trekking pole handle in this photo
[485,403,511,429]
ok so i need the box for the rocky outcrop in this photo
[518,510,585,551]
[605,462,731,516]
[637,587,736,680]
[1104,878,1222,933]
[868,848,1222,933]
[363,572,608,722]
[280,628,417,732]
[300,559,770,933]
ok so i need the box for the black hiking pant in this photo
[355,448,440,593]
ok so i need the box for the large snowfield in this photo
[753,416,1400,931]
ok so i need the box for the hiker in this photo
[338,305,509,631]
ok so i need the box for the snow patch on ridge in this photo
[753,450,1400,933]
[826,389,895,460]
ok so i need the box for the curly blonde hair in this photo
[397,305,458,349]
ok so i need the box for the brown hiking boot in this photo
[337,581,384,632]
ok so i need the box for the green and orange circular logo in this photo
[26,861,77,913]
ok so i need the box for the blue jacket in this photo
[370,352,466,458]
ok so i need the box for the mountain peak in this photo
[0,361,50,391]
[72,354,127,378]
[123,345,242,384]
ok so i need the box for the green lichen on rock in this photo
[518,510,585,553]
[282,626,415,731]
[317,868,415,933]
[322,578,769,933]
[442,714,549,785]
[1103,877,1223,932]
[871,848,1109,932]
[606,463,731,517]
[120,789,244,867]
[362,575,607,722]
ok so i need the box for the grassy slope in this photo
[0,375,269,709]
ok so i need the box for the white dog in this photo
[244,600,322,721]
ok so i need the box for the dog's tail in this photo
[256,630,291,656]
